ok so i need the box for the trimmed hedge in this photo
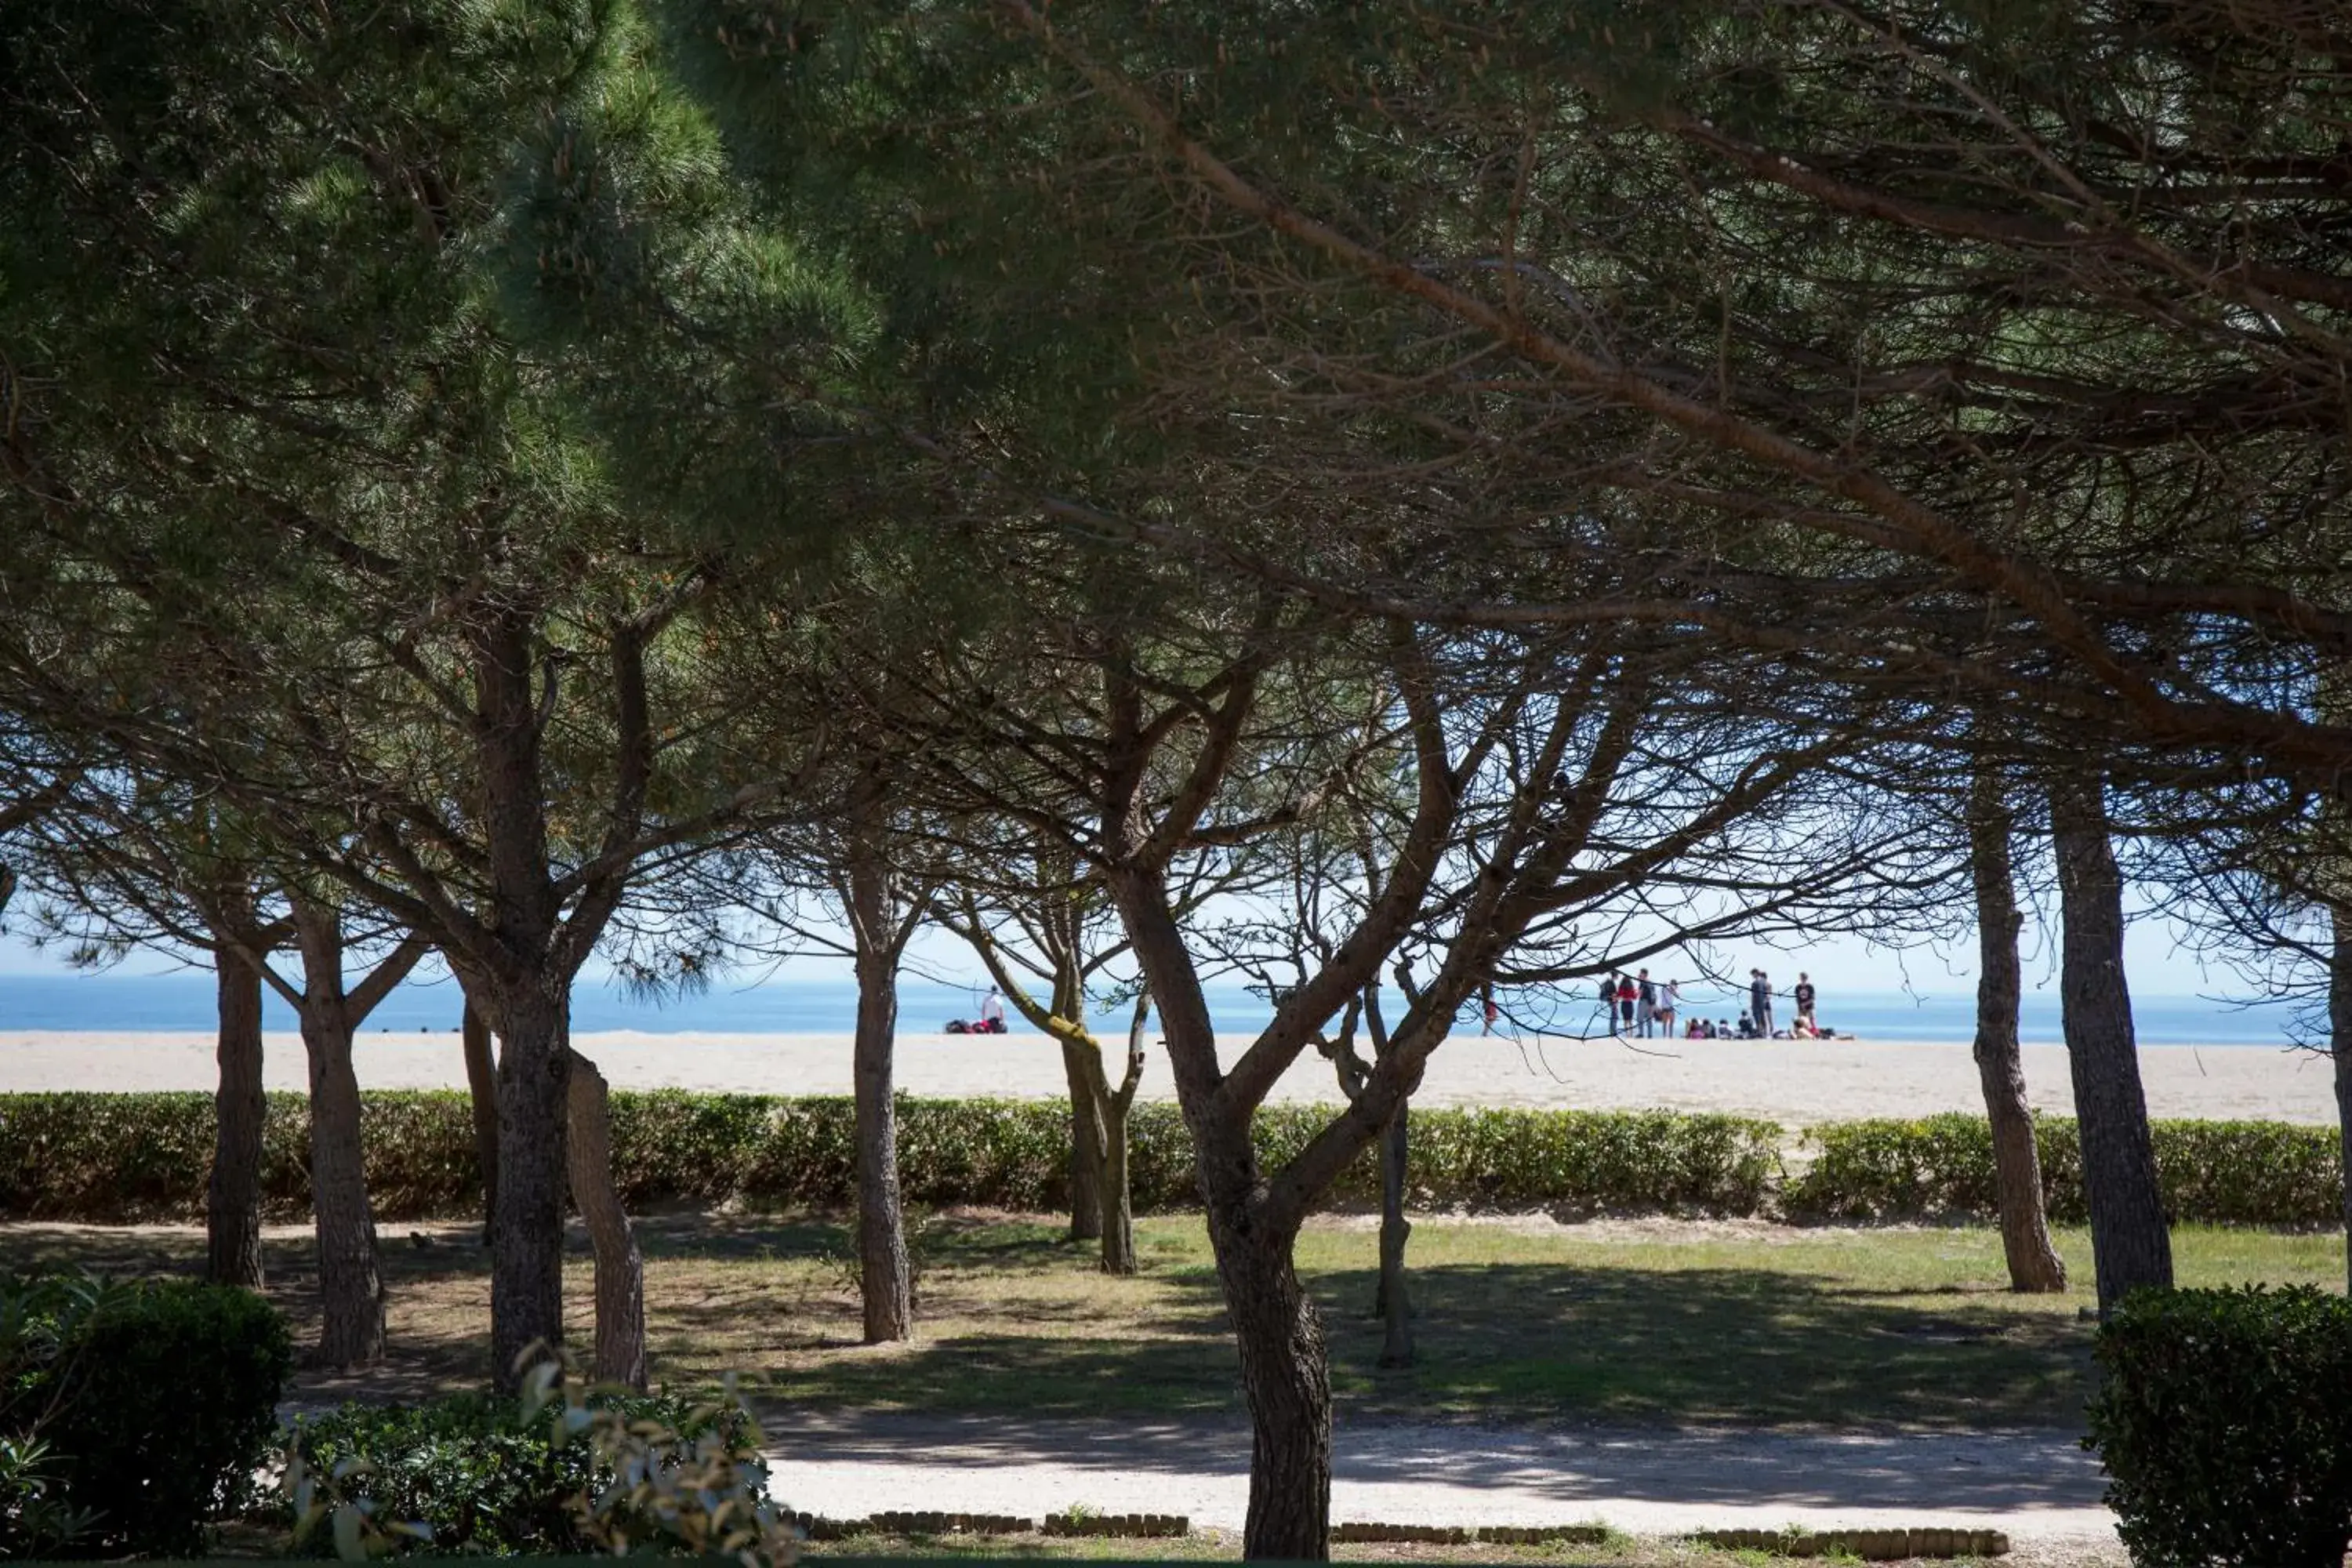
[2087,1286,2352,1567]
[0,1092,2334,1226]
[0,1091,1777,1221]
[1784,1112,2345,1226]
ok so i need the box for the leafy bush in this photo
[2,1273,291,1557]
[2087,1286,2352,1567]
[288,1387,766,1556]
[0,1090,2329,1226]
[1784,1115,2340,1225]
[0,1091,1784,1220]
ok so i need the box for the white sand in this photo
[0,1028,2335,1125]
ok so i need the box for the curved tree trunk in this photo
[849,851,913,1344]
[2331,905,2352,1296]
[1210,1200,1330,1559]
[2049,772,2171,1315]
[463,1000,500,1243]
[565,1049,647,1389]
[206,950,267,1289]
[1969,768,2067,1294]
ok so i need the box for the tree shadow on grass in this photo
[1312,1262,2092,1430]
[2,1218,2095,1432]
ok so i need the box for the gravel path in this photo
[768,1412,2122,1559]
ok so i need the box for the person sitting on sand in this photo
[1735,1011,1755,1039]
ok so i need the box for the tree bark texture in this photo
[849,855,913,1345]
[298,1012,387,1364]
[489,982,572,1388]
[564,1049,647,1389]
[206,951,267,1289]
[2332,905,2352,1296]
[1061,1038,1107,1243]
[2049,772,2172,1315]
[1209,1197,1332,1559]
[1968,771,2067,1294]
[1116,871,1331,1559]
[1374,1105,1414,1367]
[462,999,500,1242]
[1099,1093,1137,1275]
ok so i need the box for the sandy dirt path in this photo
[0,1029,2334,1124]
[768,1412,2121,1562]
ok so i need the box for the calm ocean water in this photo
[0,970,2315,1045]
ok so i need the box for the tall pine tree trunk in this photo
[1062,1040,1106,1243]
[2049,772,2171,1315]
[206,949,267,1289]
[1374,1105,1414,1366]
[564,1050,646,1388]
[2331,904,2352,1296]
[849,850,912,1344]
[489,981,572,1388]
[462,999,499,1243]
[298,1008,386,1365]
[1099,1094,1137,1275]
[1969,768,2066,1294]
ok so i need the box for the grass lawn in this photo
[8,1210,2340,1428]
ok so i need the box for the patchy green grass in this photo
[5,1210,2339,1428]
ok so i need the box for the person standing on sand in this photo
[1793,972,1817,1030]
[980,985,1007,1033]
[1616,972,1639,1036]
[1750,968,1775,1036]
[1635,968,1657,1038]
[1598,973,1618,1035]
[1481,983,1501,1036]
[1657,978,1679,1037]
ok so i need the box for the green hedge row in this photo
[0,1091,1777,1221]
[0,1093,2336,1226]
[1784,1112,2346,1226]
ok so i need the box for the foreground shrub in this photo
[1785,1115,2340,1225]
[288,1385,768,1557]
[2,1274,291,1557]
[2087,1286,2352,1567]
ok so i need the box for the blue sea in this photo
[0,969,2318,1046]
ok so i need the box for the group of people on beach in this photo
[1593,967,1841,1040]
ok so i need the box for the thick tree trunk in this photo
[849,855,913,1345]
[1206,1198,1331,1559]
[206,951,267,1289]
[489,982,572,1390]
[300,1007,386,1365]
[564,1049,646,1389]
[2049,773,2172,1315]
[1062,1039,1106,1243]
[2331,906,2352,1296]
[1968,771,2067,1294]
[462,1000,499,1243]
[1374,1105,1414,1366]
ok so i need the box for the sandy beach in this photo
[0,1028,2336,1126]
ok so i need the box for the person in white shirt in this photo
[979,985,1007,1032]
